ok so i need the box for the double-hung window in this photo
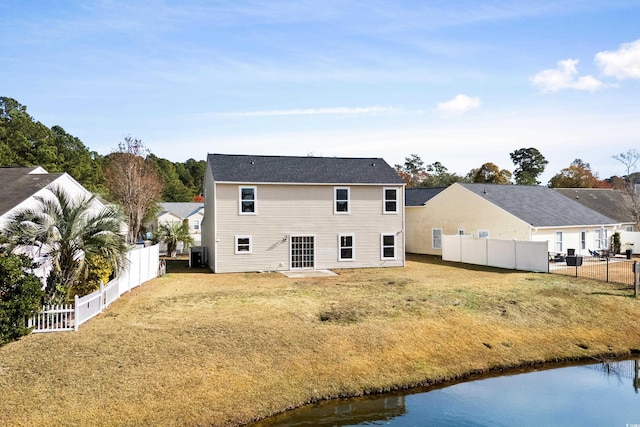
[338,234,354,261]
[383,188,398,214]
[381,234,396,260]
[239,186,256,214]
[334,187,350,214]
[235,235,252,254]
[555,231,563,253]
[432,228,443,249]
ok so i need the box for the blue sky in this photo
[2,1,640,184]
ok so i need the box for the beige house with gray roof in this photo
[406,183,619,257]
[202,154,405,273]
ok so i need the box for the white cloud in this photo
[531,59,604,93]
[436,94,481,114]
[595,39,640,80]
[205,106,404,118]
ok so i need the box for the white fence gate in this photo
[28,244,160,333]
[442,235,549,273]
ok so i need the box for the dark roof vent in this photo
[250,161,255,165]
[371,162,376,166]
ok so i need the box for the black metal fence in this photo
[549,254,637,289]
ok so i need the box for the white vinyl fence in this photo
[442,235,549,273]
[28,244,160,333]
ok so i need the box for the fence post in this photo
[74,295,79,331]
[606,256,609,283]
[635,261,639,298]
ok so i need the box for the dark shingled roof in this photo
[405,187,446,206]
[0,167,64,216]
[207,154,405,185]
[554,188,633,223]
[460,183,618,227]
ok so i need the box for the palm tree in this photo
[2,186,129,303]
[154,221,193,257]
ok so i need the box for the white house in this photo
[202,154,405,273]
[406,183,619,257]
[147,202,204,253]
[0,166,105,229]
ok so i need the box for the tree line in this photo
[395,148,636,189]
[0,97,206,202]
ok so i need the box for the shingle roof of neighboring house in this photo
[0,167,64,216]
[553,188,633,223]
[405,187,447,206]
[207,154,405,185]
[459,183,618,227]
[158,202,204,219]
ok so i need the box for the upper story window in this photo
[239,186,256,215]
[334,187,350,214]
[383,188,398,214]
[193,219,200,231]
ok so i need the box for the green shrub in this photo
[0,252,45,345]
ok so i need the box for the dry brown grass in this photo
[2,254,640,426]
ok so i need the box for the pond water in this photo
[252,359,640,426]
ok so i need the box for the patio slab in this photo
[280,270,338,278]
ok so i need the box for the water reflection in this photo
[251,358,640,426]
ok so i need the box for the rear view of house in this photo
[202,154,405,273]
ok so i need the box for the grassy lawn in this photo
[2,254,640,426]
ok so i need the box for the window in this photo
[478,230,489,238]
[193,219,200,231]
[235,235,252,254]
[338,234,354,261]
[239,186,256,214]
[334,187,350,214]
[625,225,634,232]
[381,234,396,260]
[580,230,587,250]
[458,229,465,236]
[555,231,563,253]
[383,188,398,213]
[432,228,443,249]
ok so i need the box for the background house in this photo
[202,154,405,273]
[554,188,635,232]
[406,183,618,256]
[147,202,204,253]
[0,166,104,229]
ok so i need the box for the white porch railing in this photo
[28,244,161,333]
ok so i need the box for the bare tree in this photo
[613,149,640,228]
[105,136,163,243]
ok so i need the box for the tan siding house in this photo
[147,202,204,252]
[406,183,619,256]
[203,154,405,273]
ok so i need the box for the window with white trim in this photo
[432,228,443,249]
[334,187,350,214]
[235,235,252,254]
[239,186,256,214]
[458,229,465,236]
[478,230,489,238]
[193,219,200,231]
[381,234,396,260]
[580,230,587,250]
[338,234,354,261]
[555,231,563,253]
[383,188,398,213]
